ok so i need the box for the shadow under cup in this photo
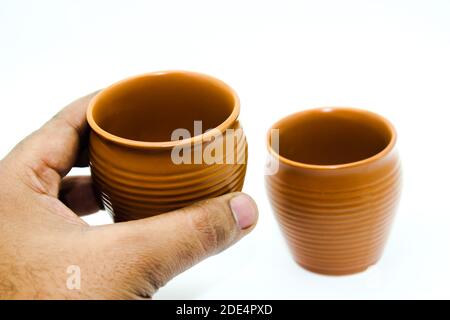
[266,108,401,275]
[87,71,248,222]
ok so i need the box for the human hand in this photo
[0,93,258,299]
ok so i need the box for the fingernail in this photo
[230,194,258,230]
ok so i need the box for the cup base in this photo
[295,259,378,276]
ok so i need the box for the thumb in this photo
[96,192,258,297]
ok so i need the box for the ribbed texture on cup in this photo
[90,129,247,222]
[266,158,401,275]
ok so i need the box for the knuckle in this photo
[189,201,231,254]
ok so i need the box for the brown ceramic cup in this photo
[87,71,247,222]
[265,107,401,275]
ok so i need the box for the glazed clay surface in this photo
[87,71,247,222]
[266,108,401,275]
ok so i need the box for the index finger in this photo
[5,91,99,195]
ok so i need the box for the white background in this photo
[1,0,450,299]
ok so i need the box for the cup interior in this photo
[271,108,394,166]
[90,72,236,143]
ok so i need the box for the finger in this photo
[95,192,258,297]
[58,176,103,216]
[6,91,99,196]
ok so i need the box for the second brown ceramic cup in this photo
[87,71,247,222]
[266,108,401,275]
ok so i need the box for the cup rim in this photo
[267,107,397,170]
[86,70,240,149]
